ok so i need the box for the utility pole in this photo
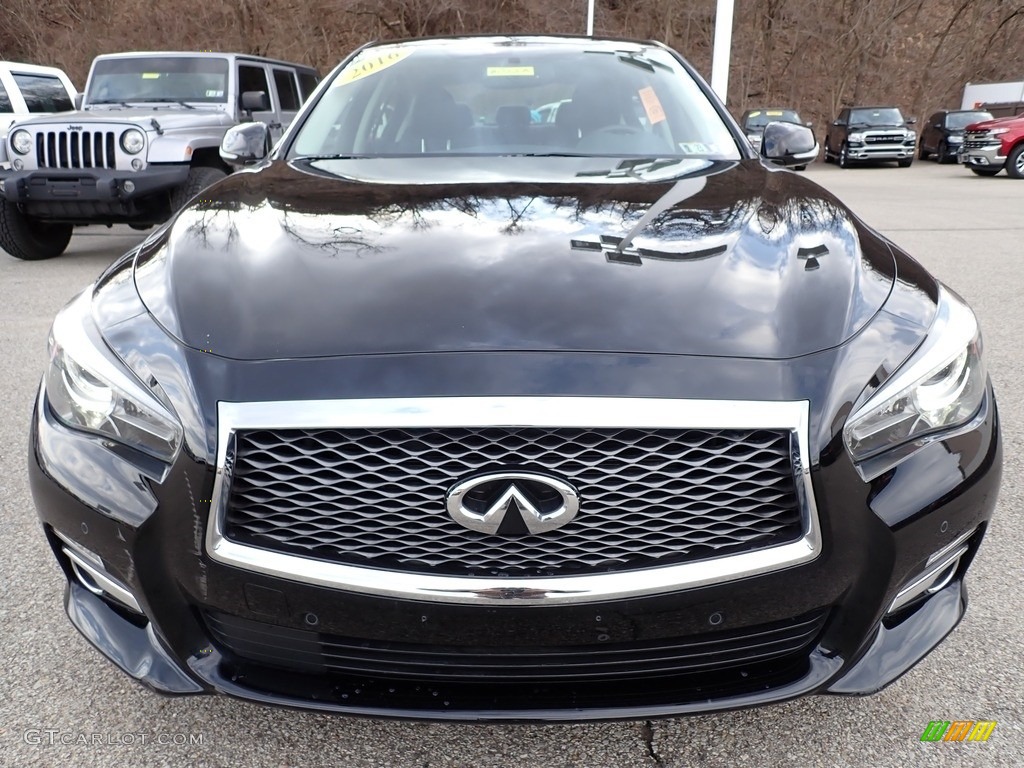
[710,0,735,103]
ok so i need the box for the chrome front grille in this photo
[206,398,821,604]
[224,425,803,577]
[35,130,116,169]
[964,131,995,150]
[864,133,905,144]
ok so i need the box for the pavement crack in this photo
[640,720,664,765]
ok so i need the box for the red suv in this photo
[960,113,1024,177]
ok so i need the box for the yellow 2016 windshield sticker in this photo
[487,66,535,77]
[141,73,161,79]
[335,49,413,87]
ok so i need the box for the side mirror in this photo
[73,92,84,110]
[220,122,269,168]
[240,90,270,117]
[761,121,818,167]
[832,120,843,126]
[906,117,917,125]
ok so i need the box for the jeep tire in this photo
[0,202,73,260]
[169,166,228,213]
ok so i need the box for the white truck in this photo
[961,81,1024,110]
[0,51,318,260]
[1,61,78,165]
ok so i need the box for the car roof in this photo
[91,51,317,71]
[0,60,72,77]
[355,35,668,53]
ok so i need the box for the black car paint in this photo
[919,110,994,163]
[28,39,1001,721]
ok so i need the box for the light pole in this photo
[710,0,735,103]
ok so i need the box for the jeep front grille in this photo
[35,130,116,169]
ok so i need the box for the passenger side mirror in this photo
[761,121,818,167]
[240,90,270,119]
[906,117,917,125]
[220,122,270,168]
[73,92,84,110]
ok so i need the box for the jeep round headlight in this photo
[120,129,145,154]
[11,129,32,155]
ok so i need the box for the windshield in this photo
[849,108,905,126]
[291,42,741,160]
[743,109,801,130]
[86,57,229,105]
[946,111,993,130]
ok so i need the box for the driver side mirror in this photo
[906,117,917,125]
[240,90,270,120]
[761,121,818,167]
[220,122,269,168]
[73,92,84,110]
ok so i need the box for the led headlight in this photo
[990,128,1009,136]
[120,129,145,154]
[11,129,32,155]
[845,287,986,465]
[45,291,182,461]
[848,132,865,143]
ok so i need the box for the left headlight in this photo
[45,291,182,462]
[844,286,986,466]
[120,129,145,154]
[11,129,32,155]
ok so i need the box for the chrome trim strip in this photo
[57,537,144,614]
[206,397,821,605]
[888,528,974,614]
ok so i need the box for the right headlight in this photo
[844,286,986,465]
[11,129,32,155]
[45,290,182,462]
[120,129,145,154]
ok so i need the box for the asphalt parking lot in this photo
[1,159,1022,768]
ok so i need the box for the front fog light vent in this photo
[54,530,143,614]
[888,529,974,615]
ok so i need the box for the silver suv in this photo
[0,51,317,260]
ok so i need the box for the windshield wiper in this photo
[89,100,136,108]
[144,99,196,109]
[585,49,672,73]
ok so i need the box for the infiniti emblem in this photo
[445,472,580,536]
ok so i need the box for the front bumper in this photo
[959,145,1006,167]
[28,377,1002,721]
[0,165,189,223]
[845,144,915,161]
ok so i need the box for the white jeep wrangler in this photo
[0,51,318,260]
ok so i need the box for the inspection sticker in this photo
[638,86,666,124]
[487,66,535,77]
[335,48,413,87]
[141,73,160,79]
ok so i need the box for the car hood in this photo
[17,107,232,131]
[131,157,896,361]
[967,116,1024,131]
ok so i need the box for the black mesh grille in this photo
[223,426,803,577]
[205,608,828,682]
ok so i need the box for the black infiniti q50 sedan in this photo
[29,35,1000,721]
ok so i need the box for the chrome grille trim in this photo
[206,398,821,605]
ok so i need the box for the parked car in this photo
[959,112,1024,177]
[823,106,917,167]
[30,35,1000,722]
[0,51,318,260]
[0,61,77,161]
[918,109,993,163]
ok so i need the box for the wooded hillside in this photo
[3,0,1023,128]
